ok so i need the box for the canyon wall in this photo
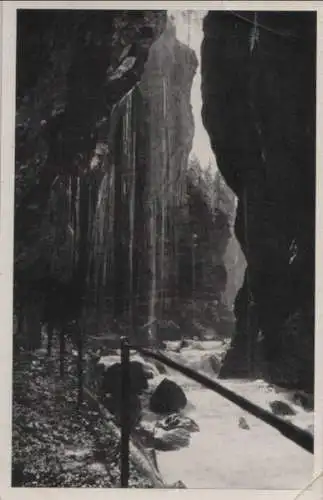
[15,9,259,353]
[16,11,227,347]
[89,18,234,341]
[88,17,198,336]
[201,11,316,391]
[14,10,167,347]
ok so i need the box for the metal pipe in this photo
[137,347,313,454]
[120,336,130,487]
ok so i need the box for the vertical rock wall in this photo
[14,10,167,342]
[201,11,316,390]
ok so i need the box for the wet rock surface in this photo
[238,416,250,430]
[103,393,143,429]
[157,413,200,433]
[168,480,187,488]
[154,427,191,451]
[201,11,316,391]
[100,360,149,396]
[269,400,296,417]
[291,391,314,412]
[149,377,188,414]
[153,414,199,452]
[14,10,167,351]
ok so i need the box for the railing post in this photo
[120,336,130,487]
[77,322,84,408]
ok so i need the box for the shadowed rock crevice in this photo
[201,11,316,391]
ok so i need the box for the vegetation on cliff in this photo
[14,10,235,354]
[13,10,236,487]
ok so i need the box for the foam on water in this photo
[155,343,314,489]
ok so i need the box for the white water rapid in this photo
[154,342,313,489]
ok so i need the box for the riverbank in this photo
[153,342,314,489]
[12,339,314,489]
[12,345,160,487]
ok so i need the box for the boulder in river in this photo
[238,416,250,430]
[190,352,221,377]
[269,400,296,417]
[208,354,222,374]
[103,393,142,428]
[149,377,187,414]
[99,353,159,381]
[100,360,149,397]
[168,480,187,488]
[157,413,200,433]
[154,426,191,451]
[130,354,161,379]
[154,360,168,374]
[291,391,314,411]
[130,360,156,381]
[135,421,155,447]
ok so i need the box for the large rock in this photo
[154,360,168,374]
[157,413,199,433]
[149,377,187,414]
[98,352,160,387]
[154,427,191,451]
[103,393,142,429]
[15,10,167,264]
[201,11,315,390]
[206,353,222,375]
[14,11,167,342]
[132,17,198,321]
[291,391,314,412]
[130,354,161,379]
[179,352,222,377]
[168,480,187,489]
[269,400,296,417]
[100,360,149,397]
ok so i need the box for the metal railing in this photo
[118,336,314,488]
[120,337,130,487]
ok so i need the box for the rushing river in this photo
[153,342,313,489]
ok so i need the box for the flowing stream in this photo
[91,12,313,490]
[152,342,313,489]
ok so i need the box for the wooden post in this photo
[47,322,54,358]
[59,327,65,379]
[77,322,84,409]
[120,336,130,488]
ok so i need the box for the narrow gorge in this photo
[12,8,315,489]
[14,10,241,356]
[201,11,316,391]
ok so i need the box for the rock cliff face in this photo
[15,10,167,346]
[15,10,166,243]
[16,8,312,379]
[201,11,316,391]
[15,10,238,348]
[108,18,236,339]
[138,18,198,328]
[89,17,198,335]
[15,11,203,345]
